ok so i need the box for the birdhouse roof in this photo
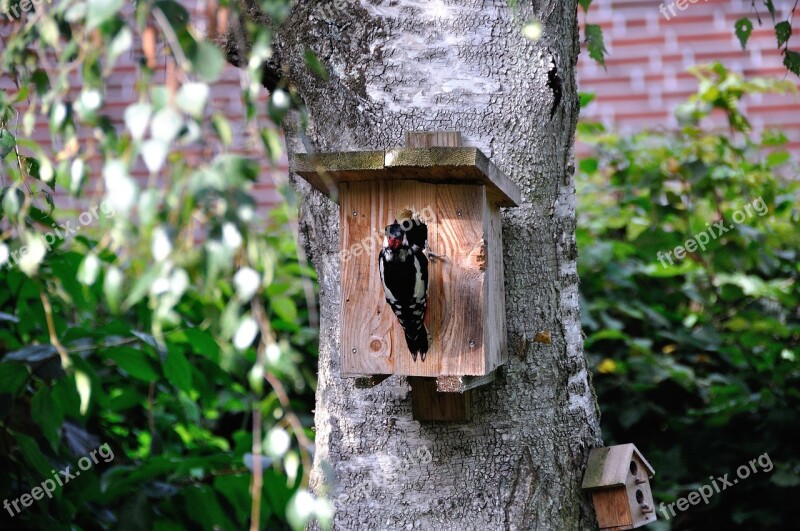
[581,444,655,490]
[292,146,522,208]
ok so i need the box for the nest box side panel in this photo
[483,200,508,374]
[433,185,487,376]
[626,456,656,527]
[340,181,440,377]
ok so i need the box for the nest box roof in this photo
[292,147,522,208]
[581,444,655,490]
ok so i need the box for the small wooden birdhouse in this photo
[582,444,657,530]
[292,132,521,421]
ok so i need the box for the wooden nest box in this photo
[292,132,522,421]
[582,444,657,530]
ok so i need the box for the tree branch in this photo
[217,0,285,92]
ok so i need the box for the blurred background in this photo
[576,1,800,529]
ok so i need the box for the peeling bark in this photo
[266,1,602,528]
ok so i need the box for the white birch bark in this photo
[263,1,602,528]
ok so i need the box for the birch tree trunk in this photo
[265,1,602,528]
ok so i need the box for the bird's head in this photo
[384,221,405,251]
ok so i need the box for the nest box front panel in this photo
[339,180,497,378]
[626,456,656,526]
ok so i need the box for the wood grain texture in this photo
[340,180,438,377]
[340,181,502,378]
[339,133,509,380]
[432,185,487,376]
[408,377,471,422]
[483,200,508,373]
[292,146,522,207]
[591,490,633,530]
[625,455,657,528]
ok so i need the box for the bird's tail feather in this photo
[404,324,429,362]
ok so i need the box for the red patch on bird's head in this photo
[388,237,403,250]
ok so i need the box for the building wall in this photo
[2,1,797,216]
[578,0,800,153]
[1,2,284,214]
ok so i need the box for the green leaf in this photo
[32,386,63,449]
[175,328,221,363]
[87,0,124,30]
[0,363,29,394]
[270,296,298,323]
[579,158,598,173]
[304,48,329,81]
[771,467,800,487]
[735,17,754,49]
[766,150,790,167]
[102,346,160,382]
[783,49,800,76]
[214,475,251,522]
[0,128,16,158]
[164,344,192,393]
[16,434,53,478]
[190,42,224,83]
[123,265,161,310]
[212,113,233,147]
[584,24,607,67]
[579,0,592,12]
[775,21,792,48]
[764,0,776,21]
[579,92,596,108]
[154,0,190,28]
[183,485,237,530]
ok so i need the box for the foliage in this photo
[578,63,800,529]
[0,0,327,529]
[736,0,800,76]
[579,0,800,77]
[578,0,607,68]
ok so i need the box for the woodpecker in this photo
[378,218,429,361]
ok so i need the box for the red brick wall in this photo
[577,0,800,154]
[1,2,285,213]
[3,1,797,215]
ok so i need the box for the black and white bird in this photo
[378,219,429,361]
